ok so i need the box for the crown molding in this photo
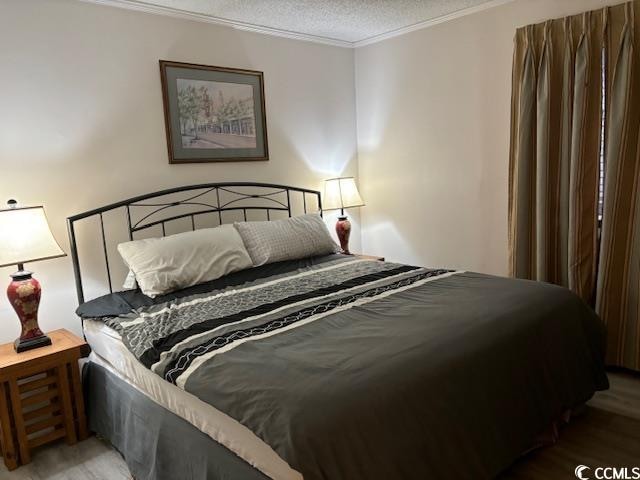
[353,0,516,47]
[77,0,516,49]
[354,0,516,47]
[77,0,354,47]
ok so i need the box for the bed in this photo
[68,182,609,480]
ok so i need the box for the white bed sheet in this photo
[83,319,300,480]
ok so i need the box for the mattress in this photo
[80,255,608,480]
[83,319,301,480]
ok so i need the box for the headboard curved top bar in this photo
[67,182,322,305]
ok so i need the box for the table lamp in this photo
[323,177,365,255]
[0,200,66,352]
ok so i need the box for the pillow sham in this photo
[234,213,338,266]
[117,224,253,298]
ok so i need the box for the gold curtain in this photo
[509,1,640,370]
[509,11,603,299]
[597,2,640,370]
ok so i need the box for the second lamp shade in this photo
[323,177,365,211]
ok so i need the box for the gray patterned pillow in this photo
[234,214,338,266]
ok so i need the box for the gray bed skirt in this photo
[84,361,270,480]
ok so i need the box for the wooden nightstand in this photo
[353,254,385,262]
[0,329,89,470]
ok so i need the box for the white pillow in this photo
[234,213,338,266]
[117,225,253,298]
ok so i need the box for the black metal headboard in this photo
[67,182,322,305]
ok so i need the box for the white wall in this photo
[355,0,621,275]
[0,0,623,344]
[0,0,358,342]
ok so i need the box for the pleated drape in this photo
[597,2,640,370]
[509,12,604,301]
[509,1,640,370]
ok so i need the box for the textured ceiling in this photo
[116,0,499,44]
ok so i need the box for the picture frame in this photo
[159,60,269,164]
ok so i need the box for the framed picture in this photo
[159,60,269,163]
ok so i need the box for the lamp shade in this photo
[0,205,66,268]
[323,177,365,211]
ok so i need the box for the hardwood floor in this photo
[500,371,640,479]
[1,372,638,480]
[0,435,131,480]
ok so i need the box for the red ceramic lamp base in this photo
[335,215,352,255]
[7,271,51,353]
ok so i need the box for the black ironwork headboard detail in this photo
[67,182,322,305]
